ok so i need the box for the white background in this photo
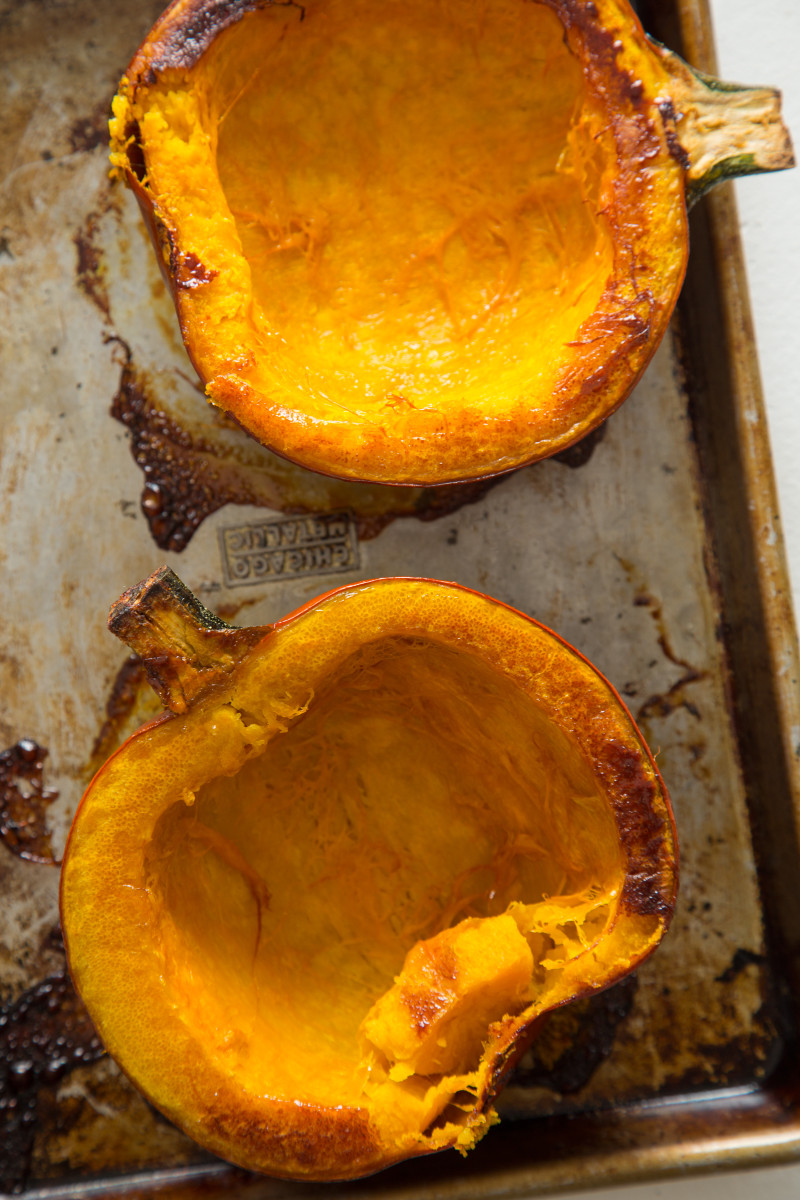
[538,3,800,1199]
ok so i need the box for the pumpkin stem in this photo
[108,566,266,714]
[653,44,795,207]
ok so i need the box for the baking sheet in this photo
[2,0,800,1194]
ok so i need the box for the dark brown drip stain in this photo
[632,590,708,722]
[512,975,637,1095]
[612,555,708,721]
[112,362,271,551]
[68,101,113,156]
[74,208,112,320]
[0,968,104,1195]
[0,741,59,865]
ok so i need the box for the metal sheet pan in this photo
[2,0,800,1193]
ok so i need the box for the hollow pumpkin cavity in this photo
[138,0,614,423]
[143,635,625,1149]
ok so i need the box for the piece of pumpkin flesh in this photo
[83,633,655,1160]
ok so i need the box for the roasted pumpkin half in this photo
[61,569,677,1180]
[109,0,792,485]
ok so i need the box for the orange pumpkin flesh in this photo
[110,0,793,485]
[61,571,677,1180]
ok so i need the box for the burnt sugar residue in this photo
[512,975,637,1095]
[112,362,268,551]
[0,970,105,1195]
[0,741,59,865]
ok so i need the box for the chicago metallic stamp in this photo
[218,512,360,587]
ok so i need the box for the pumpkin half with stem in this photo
[109,0,793,486]
[61,569,677,1180]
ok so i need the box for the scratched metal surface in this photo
[0,0,796,1194]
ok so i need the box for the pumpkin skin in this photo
[60,569,677,1181]
[109,0,793,486]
